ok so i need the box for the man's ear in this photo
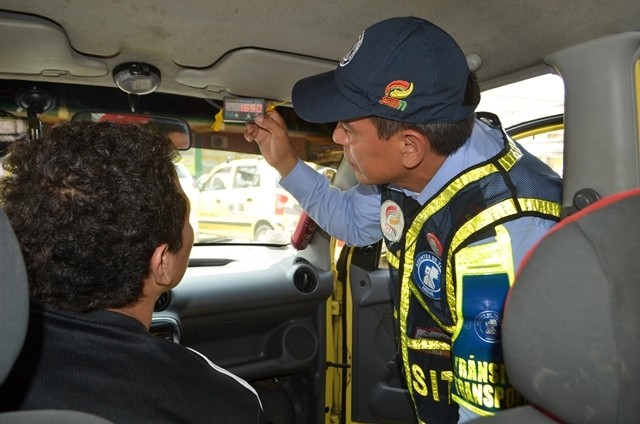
[149,243,173,288]
[400,129,428,169]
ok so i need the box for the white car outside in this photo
[196,158,302,242]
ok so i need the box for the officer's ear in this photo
[400,129,429,169]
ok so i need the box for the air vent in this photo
[293,267,317,294]
[154,291,171,312]
[294,257,310,265]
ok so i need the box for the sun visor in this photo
[0,11,107,77]
[175,48,336,103]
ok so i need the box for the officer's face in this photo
[332,118,406,186]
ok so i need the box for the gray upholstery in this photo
[0,208,29,384]
[0,208,113,423]
[471,188,640,423]
[0,411,113,424]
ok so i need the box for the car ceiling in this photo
[0,0,639,104]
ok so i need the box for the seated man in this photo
[0,121,265,424]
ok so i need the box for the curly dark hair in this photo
[0,121,187,312]
[371,72,481,156]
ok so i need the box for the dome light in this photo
[113,62,161,95]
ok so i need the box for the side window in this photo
[233,165,260,188]
[204,166,231,191]
[511,125,564,176]
[208,176,228,190]
[478,73,565,177]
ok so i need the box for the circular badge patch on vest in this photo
[474,311,502,343]
[380,200,404,243]
[413,251,442,300]
[426,232,443,257]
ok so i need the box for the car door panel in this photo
[151,245,332,423]
[335,243,416,424]
[349,264,415,423]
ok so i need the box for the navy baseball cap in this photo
[292,17,476,124]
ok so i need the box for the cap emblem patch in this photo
[379,80,414,111]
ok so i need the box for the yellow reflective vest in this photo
[382,124,562,422]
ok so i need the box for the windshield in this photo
[0,80,340,247]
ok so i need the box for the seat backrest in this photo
[0,208,114,424]
[470,188,640,423]
[0,208,29,384]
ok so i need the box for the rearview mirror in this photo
[72,112,192,150]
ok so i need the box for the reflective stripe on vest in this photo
[385,135,561,420]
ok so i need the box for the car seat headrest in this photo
[0,208,29,383]
[502,188,640,422]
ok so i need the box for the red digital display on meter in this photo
[222,97,266,123]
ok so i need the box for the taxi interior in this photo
[0,1,639,423]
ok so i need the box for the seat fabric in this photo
[470,188,640,423]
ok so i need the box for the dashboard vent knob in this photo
[154,291,171,312]
[293,267,317,294]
